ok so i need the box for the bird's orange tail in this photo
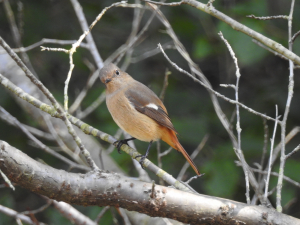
[161,129,200,175]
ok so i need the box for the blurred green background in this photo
[0,0,300,224]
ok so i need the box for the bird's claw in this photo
[135,154,147,169]
[113,137,136,154]
[113,140,122,154]
[113,140,125,154]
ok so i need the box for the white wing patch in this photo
[146,103,158,110]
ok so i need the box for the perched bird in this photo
[99,63,200,175]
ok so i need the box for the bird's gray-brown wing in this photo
[125,82,177,133]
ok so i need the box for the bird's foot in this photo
[134,154,147,169]
[113,137,136,154]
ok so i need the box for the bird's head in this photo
[99,63,131,93]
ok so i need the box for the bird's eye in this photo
[115,70,120,75]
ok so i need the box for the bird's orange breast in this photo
[106,90,162,142]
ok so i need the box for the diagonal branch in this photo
[1,140,299,225]
[144,0,300,66]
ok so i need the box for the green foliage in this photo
[193,37,215,59]
[0,193,15,225]
[202,143,240,198]
[217,20,267,66]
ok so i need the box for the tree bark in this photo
[1,140,299,225]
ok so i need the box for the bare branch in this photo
[248,167,300,188]
[3,0,37,76]
[94,206,110,223]
[1,141,299,225]
[144,0,300,65]
[0,169,15,190]
[0,39,98,171]
[258,118,269,184]
[264,105,279,201]
[52,200,97,225]
[218,31,250,204]
[246,15,288,20]
[252,39,289,61]
[0,106,89,171]
[276,0,296,212]
[0,205,46,225]
[290,30,300,44]
[20,201,51,215]
[69,69,100,114]
[70,0,103,69]
[286,144,300,159]
[0,39,89,54]
[157,43,277,123]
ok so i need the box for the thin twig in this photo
[258,118,269,183]
[219,31,251,204]
[69,69,100,114]
[0,37,98,171]
[220,84,235,89]
[106,1,159,65]
[264,105,279,201]
[157,43,277,123]
[252,39,289,61]
[43,114,86,166]
[0,205,45,225]
[0,169,15,190]
[0,106,89,171]
[153,16,269,201]
[247,167,300,188]
[120,0,144,71]
[3,0,37,76]
[286,144,300,159]
[159,147,173,157]
[270,126,300,167]
[290,30,300,44]
[62,1,126,111]
[77,91,106,119]
[246,15,288,20]
[131,43,175,63]
[0,111,54,141]
[20,202,52,215]
[94,206,110,223]
[143,0,300,65]
[52,200,97,225]
[70,0,103,69]
[0,39,89,54]
[255,126,300,202]
[276,0,295,212]
[177,134,208,181]
[40,46,69,53]
[159,68,171,101]
[185,174,204,184]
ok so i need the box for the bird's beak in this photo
[105,78,112,84]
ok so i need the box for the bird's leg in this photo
[114,137,136,154]
[135,140,153,169]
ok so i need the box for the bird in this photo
[99,63,200,175]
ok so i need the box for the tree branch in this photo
[1,140,299,225]
[144,0,300,66]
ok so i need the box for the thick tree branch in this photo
[1,141,299,225]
